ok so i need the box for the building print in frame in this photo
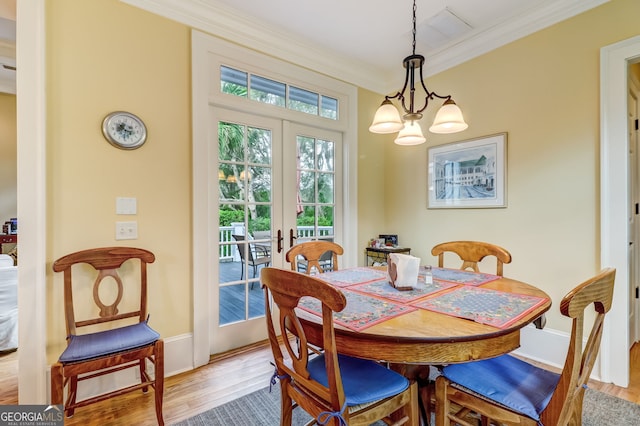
[428,133,507,209]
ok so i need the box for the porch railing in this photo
[219,225,333,261]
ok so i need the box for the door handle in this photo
[277,229,283,253]
[289,229,297,248]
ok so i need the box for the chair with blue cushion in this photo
[435,267,615,426]
[50,247,164,425]
[261,267,419,425]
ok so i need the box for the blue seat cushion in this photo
[59,322,160,363]
[307,353,409,406]
[441,354,560,421]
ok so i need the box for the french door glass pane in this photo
[317,139,334,172]
[248,166,272,202]
[296,135,335,241]
[219,284,245,323]
[218,120,271,325]
[318,205,335,239]
[299,170,315,203]
[219,122,244,162]
[248,127,274,164]
[298,136,315,169]
[318,173,334,203]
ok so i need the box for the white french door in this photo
[629,76,640,345]
[282,123,343,255]
[192,30,356,362]
[210,111,343,353]
[211,108,283,353]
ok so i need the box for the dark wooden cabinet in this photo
[364,246,411,266]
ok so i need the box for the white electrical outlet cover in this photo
[115,221,138,240]
[116,197,137,215]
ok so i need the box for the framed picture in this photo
[379,234,398,246]
[428,133,507,209]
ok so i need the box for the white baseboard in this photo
[513,324,603,381]
[47,333,194,402]
[163,333,195,377]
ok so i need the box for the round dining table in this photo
[298,272,551,365]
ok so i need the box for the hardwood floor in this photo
[0,349,18,405]
[1,342,639,425]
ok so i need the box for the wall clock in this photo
[101,111,147,150]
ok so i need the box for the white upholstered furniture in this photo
[0,254,17,351]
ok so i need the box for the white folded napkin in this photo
[388,253,421,289]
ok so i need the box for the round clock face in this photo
[102,111,147,150]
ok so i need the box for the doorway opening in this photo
[601,34,640,387]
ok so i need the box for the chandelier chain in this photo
[412,0,417,56]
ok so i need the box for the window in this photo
[221,65,338,120]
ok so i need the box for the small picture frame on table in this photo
[379,234,398,246]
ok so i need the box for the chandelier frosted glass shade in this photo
[394,121,426,145]
[429,99,469,134]
[369,99,404,133]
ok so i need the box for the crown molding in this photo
[122,0,390,94]
[422,0,610,78]
[122,0,608,95]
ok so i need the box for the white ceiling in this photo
[125,0,607,94]
[213,0,568,73]
[0,0,609,96]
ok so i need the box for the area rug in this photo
[172,383,640,425]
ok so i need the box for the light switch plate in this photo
[116,197,137,215]
[115,221,138,240]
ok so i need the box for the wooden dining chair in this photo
[431,240,512,276]
[261,267,419,426]
[50,247,164,425]
[285,240,344,275]
[435,267,616,426]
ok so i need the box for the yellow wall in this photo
[46,0,191,360]
[357,87,391,254]
[0,93,16,230]
[43,0,640,359]
[374,0,640,329]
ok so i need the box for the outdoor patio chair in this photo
[233,234,271,281]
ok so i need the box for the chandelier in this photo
[369,0,468,145]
